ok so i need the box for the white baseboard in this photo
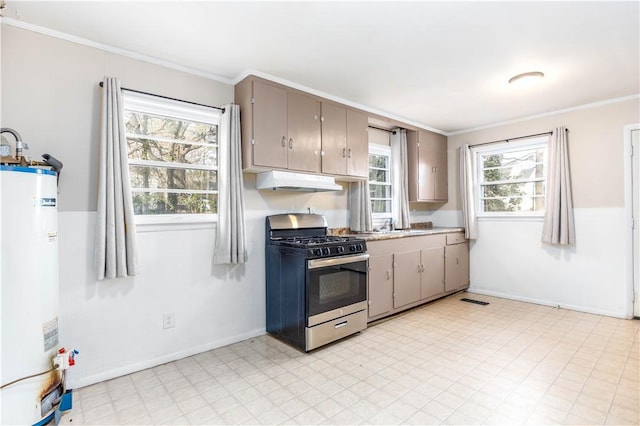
[467,288,630,319]
[68,328,267,389]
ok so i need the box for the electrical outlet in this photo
[163,312,175,329]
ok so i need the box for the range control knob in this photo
[349,244,357,252]
[356,244,364,252]
[336,246,345,254]
[314,248,323,257]
[322,247,331,256]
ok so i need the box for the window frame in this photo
[122,91,222,226]
[475,135,549,219]
[368,143,393,225]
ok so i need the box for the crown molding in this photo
[448,94,640,136]
[0,17,234,85]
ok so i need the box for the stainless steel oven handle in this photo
[334,321,348,329]
[307,253,369,269]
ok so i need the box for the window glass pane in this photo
[125,112,217,166]
[127,138,217,166]
[369,154,388,169]
[369,184,391,199]
[125,112,216,145]
[481,149,544,182]
[482,182,539,198]
[132,192,217,215]
[369,169,388,182]
[123,96,219,218]
[477,140,547,215]
[482,197,544,213]
[129,165,217,191]
[371,200,391,214]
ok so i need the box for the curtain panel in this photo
[459,144,478,239]
[542,127,575,246]
[349,181,373,232]
[390,129,411,229]
[95,77,139,280]
[214,104,248,264]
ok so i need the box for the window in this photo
[369,143,392,223]
[476,136,548,216]
[123,92,221,223]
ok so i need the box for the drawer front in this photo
[446,232,466,245]
[306,309,367,351]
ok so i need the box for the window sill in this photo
[477,214,544,222]
[135,214,217,232]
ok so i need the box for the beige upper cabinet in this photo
[407,130,448,202]
[345,109,369,178]
[245,80,288,169]
[235,78,321,173]
[286,91,321,173]
[320,102,347,175]
[236,75,366,178]
[320,104,368,179]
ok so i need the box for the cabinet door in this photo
[368,254,394,318]
[417,131,437,201]
[393,250,422,308]
[252,81,288,169]
[432,134,448,201]
[320,102,347,175]
[421,247,445,299]
[445,243,469,292]
[346,109,369,178]
[287,91,321,173]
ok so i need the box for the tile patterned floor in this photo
[61,293,639,425]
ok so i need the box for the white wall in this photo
[445,99,640,319]
[1,25,349,388]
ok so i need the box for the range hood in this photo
[256,170,343,192]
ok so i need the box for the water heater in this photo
[0,166,63,425]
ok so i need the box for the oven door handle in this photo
[307,253,369,269]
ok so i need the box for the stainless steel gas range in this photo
[265,213,368,351]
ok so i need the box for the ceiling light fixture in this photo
[508,71,544,88]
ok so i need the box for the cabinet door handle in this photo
[281,136,287,147]
[348,148,352,158]
[342,148,347,158]
[456,257,459,265]
[421,263,425,272]
[386,270,390,280]
[289,138,293,149]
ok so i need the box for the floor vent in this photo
[461,298,489,306]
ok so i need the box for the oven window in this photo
[307,260,367,317]
[319,271,359,303]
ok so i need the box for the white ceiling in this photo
[2,1,639,133]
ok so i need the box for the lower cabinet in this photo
[445,235,470,292]
[367,254,394,317]
[421,247,445,299]
[367,232,468,322]
[393,250,422,308]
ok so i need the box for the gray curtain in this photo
[349,181,373,232]
[390,129,411,229]
[214,104,248,264]
[459,144,478,239]
[542,127,575,245]
[95,77,138,280]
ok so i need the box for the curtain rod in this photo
[98,81,225,113]
[471,129,568,148]
[368,125,397,135]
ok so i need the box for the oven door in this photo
[307,253,368,326]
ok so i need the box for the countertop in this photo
[340,226,465,241]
